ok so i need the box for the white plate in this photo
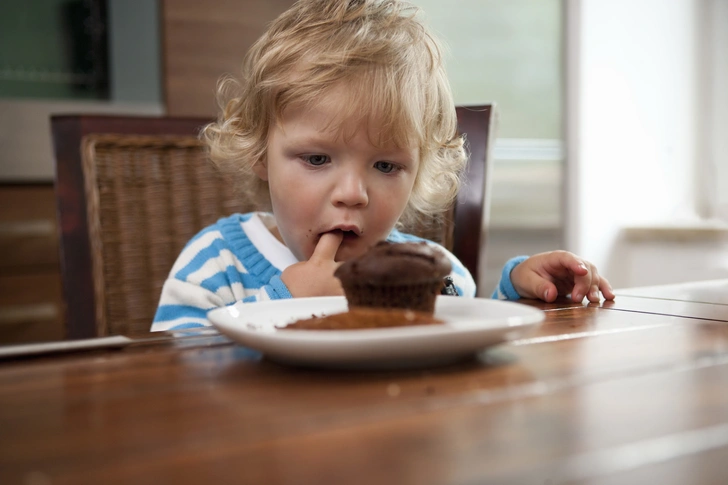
[207,296,544,369]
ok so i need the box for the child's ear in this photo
[252,159,269,181]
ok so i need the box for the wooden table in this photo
[1,280,728,484]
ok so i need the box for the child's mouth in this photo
[326,229,359,241]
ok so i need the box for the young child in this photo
[151,0,614,332]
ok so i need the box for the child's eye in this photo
[303,154,330,166]
[374,161,398,173]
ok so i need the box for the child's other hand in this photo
[510,250,615,303]
[281,231,344,297]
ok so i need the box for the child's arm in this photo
[151,227,295,332]
[494,251,615,302]
[280,231,344,297]
[152,268,299,331]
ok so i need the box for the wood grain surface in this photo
[1,280,727,484]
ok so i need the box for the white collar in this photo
[240,213,299,271]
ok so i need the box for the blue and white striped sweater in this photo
[152,212,524,332]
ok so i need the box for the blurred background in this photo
[0,0,726,342]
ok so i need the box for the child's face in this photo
[255,92,419,262]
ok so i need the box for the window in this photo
[0,0,108,100]
[412,0,564,229]
[411,0,564,292]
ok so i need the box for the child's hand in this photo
[281,231,345,297]
[510,250,615,303]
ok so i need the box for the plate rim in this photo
[207,295,544,339]
[207,296,544,368]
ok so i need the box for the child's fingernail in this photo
[544,290,549,301]
[573,292,582,301]
[579,263,588,271]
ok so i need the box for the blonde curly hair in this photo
[201,0,466,228]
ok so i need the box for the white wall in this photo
[706,0,728,220]
[0,99,163,181]
[565,0,728,289]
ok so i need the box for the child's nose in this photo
[332,173,368,207]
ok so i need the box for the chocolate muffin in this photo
[334,241,452,313]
